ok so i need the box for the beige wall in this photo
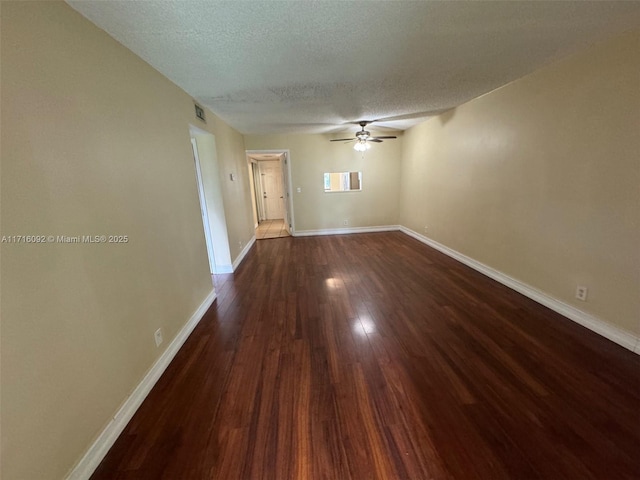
[209,117,256,258]
[0,2,251,478]
[399,30,640,336]
[244,133,402,232]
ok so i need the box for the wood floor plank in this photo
[91,232,640,479]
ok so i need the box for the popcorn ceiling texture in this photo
[68,1,640,134]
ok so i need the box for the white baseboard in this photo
[399,226,639,354]
[294,225,400,237]
[66,289,217,480]
[232,235,256,271]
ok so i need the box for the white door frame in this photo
[280,151,292,235]
[246,149,295,234]
[190,138,216,275]
[249,160,264,224]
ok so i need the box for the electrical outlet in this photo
[343,219,349,226]
[575,286,588,301]
[424,225,428,232]
[154,328,163,347]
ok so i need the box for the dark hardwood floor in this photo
[91,232,640,479]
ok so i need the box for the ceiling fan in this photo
[330,121,397,151]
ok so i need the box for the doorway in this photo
[190,138,216,274]
[246,150,294,239]
[190,125,233,273]
[260,160,284,220]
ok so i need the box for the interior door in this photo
[260,161,284,219]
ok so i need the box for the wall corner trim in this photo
[399,225,639,354]
[232,235,256,271]
[213,264,234,274]
[65,289,218,480]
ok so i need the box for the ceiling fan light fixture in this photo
[353,140,370,152]
[330,120,397,149]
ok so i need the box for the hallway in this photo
[255,219,290,239]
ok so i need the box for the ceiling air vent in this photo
[194,104,206,123]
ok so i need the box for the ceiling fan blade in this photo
[330,138,356,142]
[369,138,383,143]
[371,136,397,140]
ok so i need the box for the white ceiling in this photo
[67,1,640,135]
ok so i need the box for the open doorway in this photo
[190,125,233,273]
[246,150,294,239]
[190,138,216,274]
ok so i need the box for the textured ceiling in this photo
[67,1,640,135]
[248,153,283,162]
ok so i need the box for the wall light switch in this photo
[296,187,301,193]
[229,173,236,181]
